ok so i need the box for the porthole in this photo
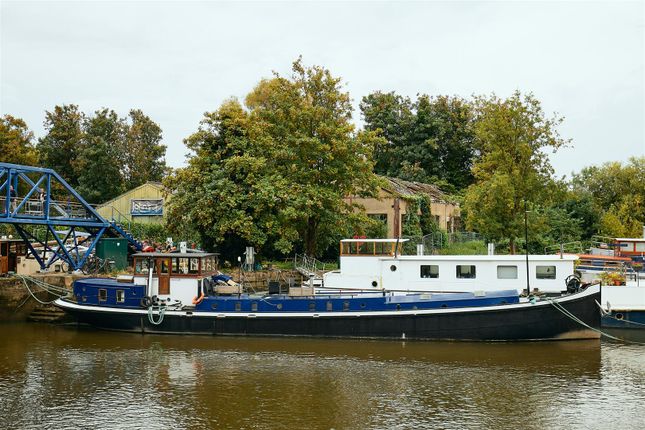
[277,303,283,310]
[360,303,366,309]
[211,303,218,310]
[616,313,624,320]
[441,304,448,308]
[395,304,401,311]
[371,281,378,287]
[390,265,397,272]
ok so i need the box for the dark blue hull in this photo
[602,310,645,329]
[55,286,601,341]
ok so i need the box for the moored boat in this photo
[54,248,601,341]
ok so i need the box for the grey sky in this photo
[1,0,643,178]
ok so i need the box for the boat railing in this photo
[294,254,327,278]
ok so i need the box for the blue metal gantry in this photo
[0,162,142,271]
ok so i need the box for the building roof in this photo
[379,176,450,202]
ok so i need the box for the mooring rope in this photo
[12,274,69,305]
[546,296,645,345]
[147,305,167,325]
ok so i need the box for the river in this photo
[1,323,644,429]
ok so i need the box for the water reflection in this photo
[0,323,643,429]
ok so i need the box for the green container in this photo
[95,238,129,270]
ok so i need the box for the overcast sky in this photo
[1,0,643,178]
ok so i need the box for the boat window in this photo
[134,259,149,274]
[536,265,556,279]
[343,301,350,311]
[326,301,333,311]
[173,258,190,275]
[235,302,241,312]
[636,242,645,252]
[116,290,125,303]
[456,265,476,279]
[251,302,258,312]
[497,265,518,279]
[420,265,439,278]
[309,302,316,312]
[98,289,107,302]
[189,258,199,274]
[160,259,170,274]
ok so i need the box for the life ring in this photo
[192,292,205,305]
[140,296,152,308]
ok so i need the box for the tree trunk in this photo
[509,237,516,255]
[304,217,318,257]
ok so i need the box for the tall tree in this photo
[463,91,567,253]
[360,92,476,193]
[37,105,85,186]
[122,109,167,189]
[166,59,383,257]
[572,157,645,237]
[0,115,38,165]
[75,109,126,203]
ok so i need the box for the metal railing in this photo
[1,196,94,219]
[294,254,328,277]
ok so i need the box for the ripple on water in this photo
[0,324,644,430]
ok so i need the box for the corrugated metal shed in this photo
[96,182,167,224]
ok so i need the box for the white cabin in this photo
[322,239,576,294]
[132,251,219,305]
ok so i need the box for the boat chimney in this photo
[487,243,495,255]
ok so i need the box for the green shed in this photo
[95,238,129,270]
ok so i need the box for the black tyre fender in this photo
[140,296,152,308]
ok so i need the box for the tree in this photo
[166,59,383,258]
[122,109,167,189]
[0,115,38,165]
[463,92,567,253]
[37,105,85,186]
[75,109,126,203]
[571,157,645,238]
[360,92,476,193]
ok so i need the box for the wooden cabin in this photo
[131,251,220,304]
[0,238,28,275]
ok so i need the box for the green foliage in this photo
[0,115,38,165]
[463,92,567,253]
[129,222,170,245]
[76,109,126,204]
[37,105,167,204]
[572,157,645,238]
[122,110,167,189]
[37,105,85,186]
[166,59,383,259]
[360,92,476,193]
[438,240,487,255]
[401,197,422,238]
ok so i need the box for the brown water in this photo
[0,323,644,430]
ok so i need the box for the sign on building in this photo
[131,199,163,216]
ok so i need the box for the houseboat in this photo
[320,239,580,295]
[55,246,601,341]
